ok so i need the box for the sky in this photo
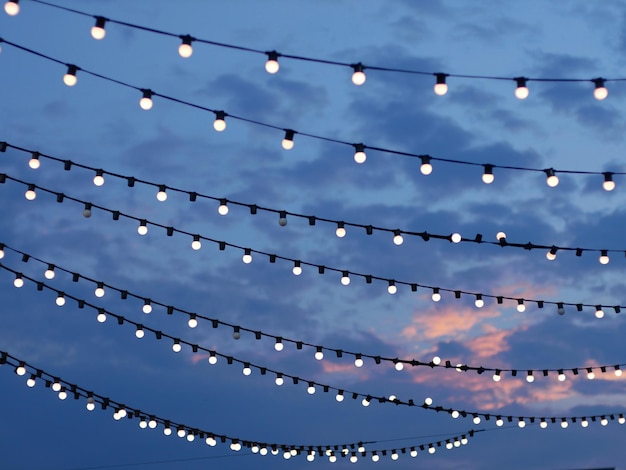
[1,0,626,468]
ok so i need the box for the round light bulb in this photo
[208,355,218,365]
[63,73,77,87]
[546,251,557,261]
[428,446,436,454]
[307,385,315,394]
[372,454,380,462]
[274,341,284,352]
[558,373,566,382]
[206,437,217,446]
[517,303,526,313]
[4,1,19,16]
[95,287,105,297]
[25,189,36,200]
[473,416,481,424]
[55,296,66,306]
[450,232,462,243]
[265,59,279,74]
[394,362,404,371]
[526,374,534,383]
[354,357,363,368]
[581,419,589,428]
[420,162,433,175]
[595,308,604,319]
[163,427,172,436]
[156,190,167,202]
[135,328,144,339]
[58,390,67,400]
[482,173,494,184]
[603,180,616,191]
[335,393,344,402]
[547,175,559,187]
[86,398,95,411]
[292,265,302,276]
[424,397,433,405]
[387,284,397,295]
[352,71,366,86]
[26,377,36,387]
[281,138,294,150]
[191,240,202,250]
[44,269,55,280]
[515,86,529,100]
[393,234,404,245]
[139,420,147,429]
[178,43,193,58]
[599,254,610,265]
[97,313,107,323]
[594,86,608,101]
[91,26,105,40]
[188,317,198,328]
[431,291,441,302]
[137,225,148,236]
[142,303,152,314]
[615,369,623,377]
[172,342,182,353]
[213,118,226,132]
[243,366,251,376]
[16,366,26,376]
[354,150,366,164]
[492,373,501,382]
[13,277,23,288]
[341,275,350,286]
[475,298,484,308]
[587,370,596,380]
[336,227,346,238]
[361,398,370,407]
[218,204,229,215]
[434,83,448,96]
[518,420,526,428]
[242,253,253,264]
[496,231,507,241]
[496,418,504,427]
[177,429,186,438]
[275,376,284,386]
[561,420,569,429]
[29,157,40,169]
[139,97,153,110]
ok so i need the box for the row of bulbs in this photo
[6,0,616,102]
[5,251,624,384]
[7,272,626,429]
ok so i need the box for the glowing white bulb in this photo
[336,226,346,238]
[208,355,218,365]
[4,1,19,16]
[281,137,294,150]
[230,442,242,452]
[558,372,566,382]
[242,366,251,376]
[587,370,596,380]
[95,286,105,297]
[492,373,501,382]
[63,71,77,87]
[329,455,337,463]
[218,202,229,215]
[163,427,172,436]
[434,74,448,95]
[26,376,36,387]
[445,442,453,450]
[517,301,526,313]
[619,416,626,425]
[450,232,462,243]
[517,419,526,428]
[137,224,148,236]
[91,17,106,39]
[292,264,302,276]
[275,376,284,386]
[546,250,557,261]
[44,268,55,280]
[341,273,350,285]
[424,397,433,406]
[599,252,610,265]
[561,420,569,429]
[50,380,61,391]
[482,171,494,184]
[142,303,152,314]
[451,410,460,418]
[188,317,198,328]
[393,233,404,245]
[55,295,66,307]
[156,189,167,202]
[274,341,284,352]
[601,417,609,426]
[496,231,507,241]
[213,114,226,132]
[191,238,202,250]
[354,357,364,368]
[475,297,484,308]
[603,173,615,191]
[540,420,548,429]
[515,78,529,99]
[428,446,436,454]
[265,58,279,74]
[29,156,40,169]
[420,160,433,175]
[372,454,380,462]
[432,356,441,365]
[410,449,418,457]
[361,398,370,407]
[594,82,608,101]
[139,96,153,110]
[206,437,217,446]
[387,283,397,295]
[581,419,589,428]
[351,65,366,85]
[97,313,107,323]
[496,417,504,427]
[13,277,23,288]
[314,350,324,360]
[546,172,559,187]
[353,148,367,164]
[431,290,441,302]
[0,248,4,259]
[306,452,315,462]
[595,308,604,319]
[307,385,316,394]
[15,365,26,376]
[615,368,622,377]
[139,420,147,429]
[172,342,182,353]
[242,252,253,264]
[394,361,404,371]
[473,416,481,425]
[25,187,36,200]
[177,428,186,438]
[178,38,193,58]
[135,328,144,339]
[86,397,95,411]
[58,390,67,400]
[335,392,344,402]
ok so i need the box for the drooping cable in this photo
[2,141,623,260]
[0,349,480,461]
[0,39,624,186]
[1,243,624,383]
[0,171,623,318]
[2,270,625,428]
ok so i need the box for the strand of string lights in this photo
[0,171,623,318]
[0,38,623,189]
[2,141,622,261]
[2,268,625,429]
[1,242,624,383]
[6,0,626,102]
[0,350,479,462]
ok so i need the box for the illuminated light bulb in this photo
[475,294,484,308]
[139,419,147,429]
[431,288,441,302]
[25,184,36,200]
[187,316,198,328]
[306,451,315,462]
[307,383,316,394]
[206,436,217,446]
[242,249,253,264]
[191,235,202,250]
[274,338,284,351]
[450,232,462,243]
[540,419,548,429]
[265,51,280,74]
[586,368,596,380]
[189,434,199,443]
[361,397,370,407]
[433,73,448,95]
[142,300,152,314]
[58,389,67,400]
[581,418,589,428]
[63,64,78,87]
[55,294,66,306]
[482,164,494,184]
[353,143,366,164]
[593,78,608,100]
[461,438,468,445]
[432,356,441,365]
[4,0,19,16]
[329,455,337,463]
[496,417,504,427]
[354,355,364,368]
[14,274,25,287]
[372,453,380,462]
[283,452,291,460]
[526,371,534,383]
[602,172,615,191]
[163,426,172,436]
[424,397,433,406]
[492,370,501,382]
[91,17,106,40]
[601,417,609,426]
[392,451,399,460]
[514,77,529,99]
[51,379,61,391]
[496,231,507,241]
[335,391,344,402]
[410,449,418,457]
[281,129,295,149]
[473,416,481,425]
[29,152,41,169]
[545,168,559,187]
[242,364,252,376]
[178,35,193,58]
[259,447,268,456]
[336,222,347,238]
[44,265,55,279]
[387,281,397,295]
[516,299,526,313]
[218,199,229,215]
[212,111,227,131]
[208,353,218,365]
[599,250,610,265]
[156,185,167,201]
[137,220,148,236]
[135,326,144,339]
[0,247,3,259]
[445,442,453,450]
[275,375,284,386]
[619,415,626,425]
[86,397,95,411]
[351,63,366,85]
[177,428,186,438]
[428,445,436,454]
[96,312,107,323]
[172,341,182,353]
[560,419,569,429]
[451,410,460,418]
[314,348,324,360]
[595,306,604,319]
[292,261,302,276]
[615,366,622,377]
[92,170,105,186]
[230,442,242,452]
[420,155,433,175]
[453,440,461,448]
[26,375,36,387]
[393,231,404,245]
[394,361,404,371]
[15,364,26,376]
[139,89,153,110]
[94,284,105,298]
[558,370,566,382]
[341,271,351,286]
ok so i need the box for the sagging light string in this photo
[1,171,623,319]
[0,39,623,189]
[9,0,626,102]
[2,269,625,431]
[0,350,479,462]
[2,141,623,263]
[1,243,624,384]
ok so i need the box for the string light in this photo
[340,271,350,286]
[353,144,366,164]
[433,73,448,95]
[137,220,148,236]
[593,78,608,100]
[191,235,202,250]
[431,288,441,302]
[63,64,78,87]
[213,111,227,131]
[91,16,106,40]
[13,273,24,288]
[292,261,302,276]
[482,164,494,184]
[599,250,610,265]
[281,129,295,150]
[139,89,153,110]
[3,0,19,16]
[28,152,41,169]
[420,155,433,175]
[93,170,105,187]
[55,293,66,306]
[265,51,280,74]
[335,222,346,238]
[546,246,557,261]
[178,35,193,58]
[142,300,152,314]
[135,326,145,339]
[217,199,229,215]
[24,184,36,200]
[156,185,167,202]
[545,168,559,187]
[603,172,615,191]
[351,63,366,85]
[514,77,529,99]
[242,249,252,264]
